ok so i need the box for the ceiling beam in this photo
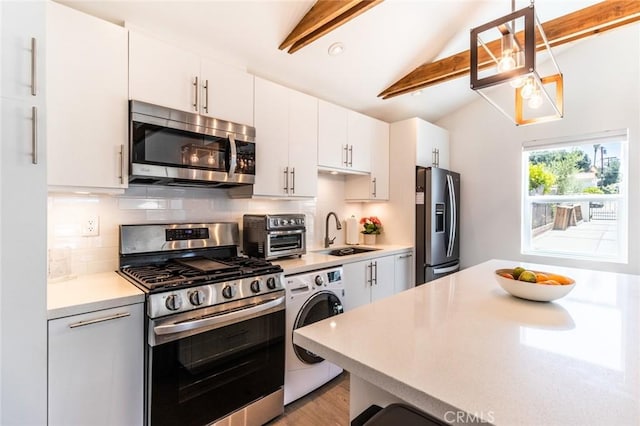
[379,1,640,99]
[279,0,383,54]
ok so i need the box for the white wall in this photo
[437,24,640,275]
[47,174,362,278]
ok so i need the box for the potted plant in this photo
[360,216,382,245]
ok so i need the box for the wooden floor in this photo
[267,372,350,426]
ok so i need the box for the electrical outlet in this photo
[81,216,100,237]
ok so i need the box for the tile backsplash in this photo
[47,174,363,279]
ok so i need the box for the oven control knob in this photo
[314,275,324,286]
[189,289,206,306]
[250,280,261,293]
[222,285,235,299]
[266,277,277,290]
[165,294,183,311]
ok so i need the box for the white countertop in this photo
[294,259,640,426]
[274,244,413,275]
[48,272,144,320]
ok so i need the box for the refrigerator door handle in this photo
[433,263,460,275]
[451,174,457,256]
[446,174,456,258]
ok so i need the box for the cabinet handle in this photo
[69,312,131,329]
[203,79,209,113]
[118,144,125,184]
[193,76,199,111]
[366,263,372,286]
[372,177,377,197]
[283,166,289,193]
[348,145,353,167]
[31,38,37,96]
[290,167,295,194]
[372,261,378,285]
[343,145,349,166]
[31,106,38,165]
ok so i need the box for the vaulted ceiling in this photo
[58,0,633,123]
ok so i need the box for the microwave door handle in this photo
[228,133,237,179]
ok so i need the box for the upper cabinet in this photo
[244,77,317,198]
[129,31,254,126]
[415,118,450,170]
[47,2,128,192]
[345,118,389,201]
[318,100,370,174]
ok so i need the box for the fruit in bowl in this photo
[495,267,576,302]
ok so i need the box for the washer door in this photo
[293,290,344,364]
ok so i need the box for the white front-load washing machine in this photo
[284,266,344,405]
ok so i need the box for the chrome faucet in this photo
[324,212,343,248]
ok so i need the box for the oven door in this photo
[266,230,305,259]
[147,294,285,426]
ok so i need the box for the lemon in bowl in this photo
[495,268,576,302]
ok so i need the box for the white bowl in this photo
[495,268,576,302]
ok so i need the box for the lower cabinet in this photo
[394,251,414,292]
[48,303,144,426]
[343,255,395,311]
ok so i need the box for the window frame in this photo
[520,130,629,263]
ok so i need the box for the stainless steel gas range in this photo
[118,222,285,426]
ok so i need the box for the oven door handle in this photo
[153,296,285,336]
[268,229,305,235]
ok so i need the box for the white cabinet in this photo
[129,31,254,125]
[394,251,414,293]
[47,2,128,191]
[346,110,373,172]
[48,303,144,426]
[129,30,199,113]
[318,100,371,173]
[343,255,395,311]
[386,118,450,246]
[1,2,48,423]
[415,118,450,169]
[250,77,317,198]
[345,118,389,201]
[200,57,254,126]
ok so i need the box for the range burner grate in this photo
[120,256,282,291]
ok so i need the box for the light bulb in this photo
[497,54,516,73]
[528,89,543,109]
[190,153,199,163]
[510,76,525,88]
[207,155,216,165]
[520,78,535,100]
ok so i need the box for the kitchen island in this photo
[293,259,640,425]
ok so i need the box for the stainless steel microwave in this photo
[129,100,255,187]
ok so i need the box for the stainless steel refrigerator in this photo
[416,166,460,284]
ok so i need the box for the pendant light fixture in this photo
[470,1,563,125]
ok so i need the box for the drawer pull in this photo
[69,312,130,329]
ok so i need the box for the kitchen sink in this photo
[325,247,381,256]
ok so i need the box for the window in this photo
[521,130,628,263]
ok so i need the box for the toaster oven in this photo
[243,214,306,260]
